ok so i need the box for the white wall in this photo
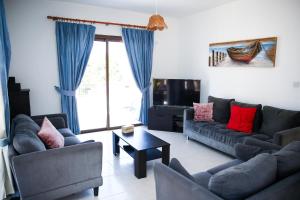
[5,0,180,115]
[178,0,300,110]
[6,0,300,115]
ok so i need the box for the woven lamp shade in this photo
[147,14,168,31]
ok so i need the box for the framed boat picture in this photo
[208,37,277,67]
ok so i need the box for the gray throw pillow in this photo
[273,141,300,179]
[209,153,277,200]
[260,106,300,136]
[64,136,81,146]
[208,96,234,124]
[169,158,195,181]
[58,128,75,137]
[13,132,46,154]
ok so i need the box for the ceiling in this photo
[52,0,237,17]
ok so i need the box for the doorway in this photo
[77,35,142,132]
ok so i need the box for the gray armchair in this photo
[9,113,103,200]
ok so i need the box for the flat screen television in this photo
[153,79,201,106]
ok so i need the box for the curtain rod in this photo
[47,16,148,29]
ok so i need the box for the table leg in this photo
[113,133,120,156]
[134,150,146,179]
[162,145,170,165]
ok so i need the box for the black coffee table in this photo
[112,128,170,179]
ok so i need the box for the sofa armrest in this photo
[184,108,194,121]
[273,126,300,146]
[246,171,300,200]
[11,142,102,199]
[31,113,68,129]
[154,163,222,200]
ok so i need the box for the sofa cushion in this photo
[192,172,212,189]
[273,141,300,179]
[169,158,195,181]
[193,103,213,122]
[38,117,64,149]
[58,128,75,137]
[227,105,257,133]
[13,132,46,154]
[11,114,40,136]
[260,106,300,136]
[231,101,262,132]
[207,159,243,175]
[64,136,81,146]
[186,120,247,148]
[209,153,277,200]
[251,134,271,141]
[208,96,234,123]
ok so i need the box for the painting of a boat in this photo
[209,37,277,67]
[227,41,262,63]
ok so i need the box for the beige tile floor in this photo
[61,127,232,200]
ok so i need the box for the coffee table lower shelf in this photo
[120,144,162,161]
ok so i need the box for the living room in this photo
[1,0,300,199]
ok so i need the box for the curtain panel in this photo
[0,0,11,142]
[122,28,154,124]
[0,0,15,198]
[55,22,95,134]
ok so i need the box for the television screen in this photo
[153,79,200,106]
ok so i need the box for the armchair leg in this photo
[93,187,99,196]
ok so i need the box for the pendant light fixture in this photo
[147,0,168,31]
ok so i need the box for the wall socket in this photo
[293,81,300,88]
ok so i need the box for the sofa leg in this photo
[93,187,99,196]
[186,136,189,140]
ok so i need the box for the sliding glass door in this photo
[77,35,141,131]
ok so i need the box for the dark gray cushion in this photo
[169,158,195,181]
[207,159,243,175]
[209,153,277,200]
[58,128,75,137]
[260,106,300,136]
[273,141,300,179]
[244,137,281,151]
[208,96,234,123]
[13,132,46,154]
[282,141,300,152]
[12,114,34,124]
[231,101,262,132]
[192,172,212,189]
[251,134,271,141]
[11,114,40,136]
[64,136,81,146]
[235,143,262,161]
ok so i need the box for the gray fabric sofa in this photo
[8,114,103,200]
[183,98,300,156]
[154,141,300,200]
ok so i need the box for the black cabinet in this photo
[148,106,190,132]
[8,77,31,120]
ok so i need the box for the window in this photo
[77,35,141,132]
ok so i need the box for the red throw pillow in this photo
[227,105,257,134]
[193,102,214,122]
[38,117,64,148]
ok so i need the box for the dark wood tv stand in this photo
[148,105,191,132]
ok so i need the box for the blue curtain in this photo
[122,28,154,124]
[0,0,11,145]
[55,22,95,134]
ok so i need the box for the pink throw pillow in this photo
[193,102,214,122]
[38,117,64,148]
